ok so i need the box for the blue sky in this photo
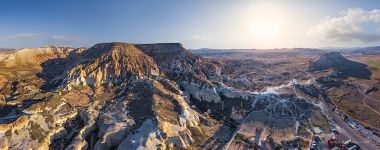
[1,0,380,49]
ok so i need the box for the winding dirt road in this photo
[319,82,380,149]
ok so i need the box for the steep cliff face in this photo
[137,43,209,79]
[0,42,255,150]
[53,43,205,149]
[137,43,225,103]
[62,43,160,88]
[0,43,207,150]
[137,43,254,103]
[108,79,202,150]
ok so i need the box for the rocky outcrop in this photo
[61,78,204,150]
[180,80,221,103]
[62,43,160,88]
[137,43,225,102]
[0,74,6,85]
[0,95,77,150]
[0,42,258,150]
[136,43,255,103]
[114,79,202,149]
[0,46,73,68]
[65,101,104,150]
[137,43,222,81]
[49,42,210,149]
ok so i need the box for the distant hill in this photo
[324,46,380,55]
[309,52,371,79]
[344,46,380,55]
[0,48,15,52]
[191,48,324,59]
[192,46,380,58]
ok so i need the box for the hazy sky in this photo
[1,0,380,49]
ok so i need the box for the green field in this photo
[367,60,380,68]
[366,60,380,80]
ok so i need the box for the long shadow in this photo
[309,53,372,79]
[37,58,67,91]
[187,93,254,148]
[0,98,47,124]
[335,61,372,79]
[36,50,81,92]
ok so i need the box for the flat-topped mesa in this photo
[137,43,225,103]
[136,43,189,57]
[135,43,204,78]
[135,43,196,69]
[62,42,160,88]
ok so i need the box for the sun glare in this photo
[249,19,281,39]
[240,1,293,48]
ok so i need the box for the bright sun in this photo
[240,1,292,47]
[249,20,281,40]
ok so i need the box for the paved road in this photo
[330,111,379,150]
[317,83,380,149]
[304,75,379,149]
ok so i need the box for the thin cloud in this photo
[7,33,44,41]
[183,34,212,43]
[49,35,89,47]
[3,33,90,48]
[307,8,380,43]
